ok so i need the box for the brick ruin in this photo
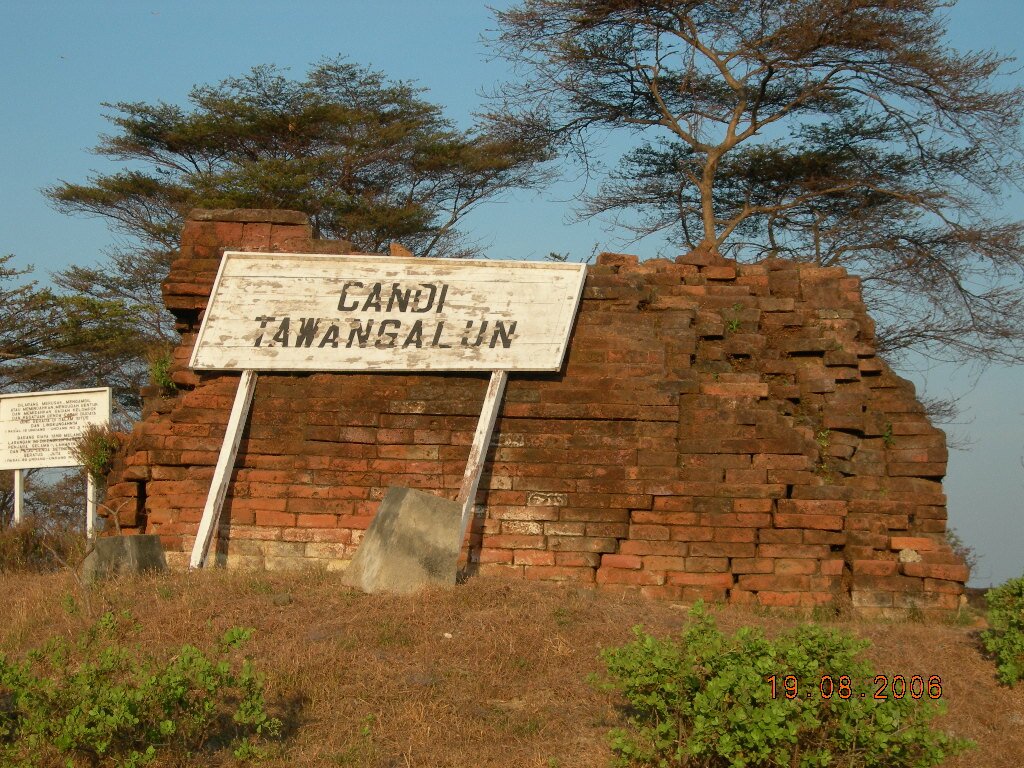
[102,208,968,616]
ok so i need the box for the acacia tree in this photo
[1,256,61,394]
[45,57,551,407]
[491,0,1024,363]
[1,255,155,413]
[50,58,550,258]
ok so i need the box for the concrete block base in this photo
[81,534,167,583]
[341,487,462,594]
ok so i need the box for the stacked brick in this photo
[102,209,968,616]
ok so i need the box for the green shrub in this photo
[597,605,970,768]
[981,576,1024,686]
[0,613,281,766]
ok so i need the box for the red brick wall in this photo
[103,209,967,616]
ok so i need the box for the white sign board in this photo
[0,387,112,470]
[189,252,587,372]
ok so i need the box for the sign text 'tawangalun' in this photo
[190,253,587,372]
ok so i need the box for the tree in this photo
[1,255,150,411]
[48,57,550,258]
[1,255,62,393]
[491,0,1024,364]
[44,57,551,409]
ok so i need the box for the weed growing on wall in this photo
[0,612,281,766]
[72,424,121,482]
[981,576,1024,686]
[596,605,970,768]
[146,347,177,393]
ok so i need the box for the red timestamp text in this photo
[766,674,944,700]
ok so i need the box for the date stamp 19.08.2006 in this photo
[766,674,944,701]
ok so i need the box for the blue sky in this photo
[1,1,1021,585]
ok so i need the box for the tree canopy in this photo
[49,58,550,258]
[1,256,56,393]
[41,58,552,410]
[491,0,1024,363]
[0,255,145,407]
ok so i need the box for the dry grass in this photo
[1,569,1021,767]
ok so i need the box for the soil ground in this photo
[1,569,1021,767]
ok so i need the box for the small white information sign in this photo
[189,252,587,372]
[0,387,112,470]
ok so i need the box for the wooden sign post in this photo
[0,387,112,535]
[458,370,508,541]
[187,252,587,569]
[13,468,24,524]
[188,370,258,568]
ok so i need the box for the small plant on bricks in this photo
[596,604,970,767]
[0,612,281,766]
[813,428,835,478]
[724,303,744,333]
[981,575,1024,686]
[72,423,121,482]
[146,347,177,393]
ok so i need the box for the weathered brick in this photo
[774,512,844,531]
[666,572,734,588]
[596,568,665,586]
[700,382,769,398]
[732,557,775,574]
[543,521,587,536]
[758,529,802,544]
[668,525,715,542]
[759,543,830,559]
[590,523,632,539]
[900,563,969,581]
[254,510,296,528]
[547,536,618,553]
[756,591,803,607]
[852,559,898,576]
[689,542,756,558]
[641,555,688,572]
[733,498,773,513]
[555,551,601,567]
[713,527,757,542]
[629,524,671,540]
[775,559,818,576]
[738,574,811,592]
[633,510,700,525]
[523,565,595,582]
[485,534,546,550]
[502,521,544,535]
[477,548,515,564]
[777,499,847,516]
[889,536,937,551]
[513,550,556,566]
[685,556,730,572]
[527,491,569,506]
[602,554,643,570]
[923,578,965,594]
[819,558,845,576]
[618,540,689,557]
[491,506,559,522]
